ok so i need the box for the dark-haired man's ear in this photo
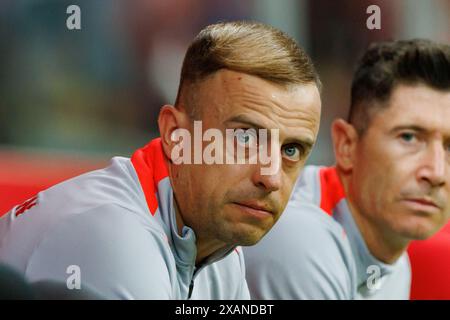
[331,119,359,173]
[158,105,190,161]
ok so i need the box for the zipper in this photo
[187,265,199,299]
[187,279,194,299]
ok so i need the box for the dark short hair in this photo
[175,21,321,117]
[348,39,450,134]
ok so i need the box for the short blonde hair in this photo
[175,21,320,115]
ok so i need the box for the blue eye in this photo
[284,146,297,157]
[234,129,257,147]
[400,132,415,142]
[238,133,250,144]
[282,144,302,161]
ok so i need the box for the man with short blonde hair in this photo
[0,21,322,299]
[176,21,321,117]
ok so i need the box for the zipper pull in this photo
[187,279,194,299]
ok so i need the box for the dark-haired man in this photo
[244,39,450,299]
[0,21,321,299]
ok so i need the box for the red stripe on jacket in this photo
[131,138,169,215]
[319,167,346,216]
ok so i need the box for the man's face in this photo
[172,69,321,246]
[351,84,450,240]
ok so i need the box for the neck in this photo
[171,197,227,267]
[168,161,228,266]
[347,200,408,264]
[174,205,227,265]
[195,237,227,265]
[337,169,409,264]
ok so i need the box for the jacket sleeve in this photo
[25,204,175,299]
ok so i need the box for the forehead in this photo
[196,69,321,140]
[370,84,450,135]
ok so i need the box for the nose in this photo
[251,162,283,193]
[417,142,447,187]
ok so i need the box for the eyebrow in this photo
[226,115,267,130]
[389,125,428,134]
[225,114,315,149]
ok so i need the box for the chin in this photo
[397,221,440,240]
[390,208,446,241]
[229,228,268,246]
[240,234,266,246]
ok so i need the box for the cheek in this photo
[190,164,241,204]
[282,178,295,201]
[443,207,450,225]
[276,173,299,213]
[352,165,386,214]
[356,166,408,222]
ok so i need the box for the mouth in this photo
[231,201,275,220]
[402,197,441,214]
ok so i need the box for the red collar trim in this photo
[131,138,169,215]
[319,166,346,216]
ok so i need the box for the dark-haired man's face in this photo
[350,84,450,241]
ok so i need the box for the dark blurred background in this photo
[0,0,448,299]
[0,0,448,165]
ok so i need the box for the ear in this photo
[331,119,359,172]
[158,105,190,161]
